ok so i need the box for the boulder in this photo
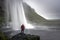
[10,33,40,40]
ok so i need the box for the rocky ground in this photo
[10,33,40,40]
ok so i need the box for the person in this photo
[21,24,25,33]
[10,24,40,40]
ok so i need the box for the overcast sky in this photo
[23,0,60,20]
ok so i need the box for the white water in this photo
[6,0,34,30]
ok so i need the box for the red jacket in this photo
[21,24,25,31]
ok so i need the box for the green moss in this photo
[0,7,5,26]
[0,31,8,40]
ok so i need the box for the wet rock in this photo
[10,33,40,40]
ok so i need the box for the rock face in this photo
[10,33,40,40]
[23,2,46,24]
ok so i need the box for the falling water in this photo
[21,2,34,29]
[6,0,34,30]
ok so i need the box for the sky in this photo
[23,0,60,20]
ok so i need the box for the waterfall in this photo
[21,2,34,29]
[6,0,34,31]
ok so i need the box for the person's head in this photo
[21,24,25,29]
[21,24,24,27]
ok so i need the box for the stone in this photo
[10,33,40,40]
